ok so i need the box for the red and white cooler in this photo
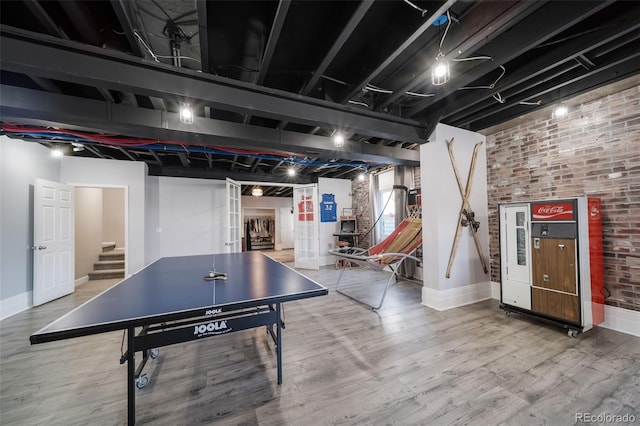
[499,197,604,336]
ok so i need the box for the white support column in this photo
[420,123,491,310]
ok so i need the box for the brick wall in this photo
[351,175,373,248]
[485,84,640,311]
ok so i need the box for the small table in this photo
[333,232,361,248]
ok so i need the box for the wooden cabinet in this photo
[531,237,580,324]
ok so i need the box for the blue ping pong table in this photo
[30,251,328,425]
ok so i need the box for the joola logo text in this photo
[205,308,222,315]
[193,321,230,336]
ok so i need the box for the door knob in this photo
[38,245,47,250]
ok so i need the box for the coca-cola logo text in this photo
[535,206,565,214]
[532,202,574,220]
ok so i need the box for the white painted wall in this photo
[61,156,146,275]
[318,177,352,265]
[0,137,61,319]
[145,176,227,262]
[421,123,491,310]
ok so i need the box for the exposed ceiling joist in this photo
[341,0,458,104]
[408,0,615,118]
[440,10,640,124]
[0,26,429,144]
[1,0,638,186]
[0,85,420,166]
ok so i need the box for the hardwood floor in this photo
[1,269,639,425]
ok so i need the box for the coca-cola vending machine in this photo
[499,197,604,337]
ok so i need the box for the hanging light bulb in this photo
[288,167,296,177]
[251,187,263,197]
[333,132,345,148]
[358,172,365,182]
[179,103,194,124]
[432,10,451,86]
[552,103,569,119]
[431,52,450,85]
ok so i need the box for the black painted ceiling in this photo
[1,0,638,196]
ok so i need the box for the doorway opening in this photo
[74,186,127,285]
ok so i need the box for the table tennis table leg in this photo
[127,327,136,425]
[276,303,282,385]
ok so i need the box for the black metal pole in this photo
[276,303,282,384]
[127,327,135,425]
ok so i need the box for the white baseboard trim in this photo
[0,291,32,321]
[599,305,640,337]
[422,281,492,311]
[75,275,89,287]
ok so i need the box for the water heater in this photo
[499,197,604,336]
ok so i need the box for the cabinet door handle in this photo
[558,244,565,250]
[534,238,540,249]
[543,274,549,282]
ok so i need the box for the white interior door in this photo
[225,178,241,253]
[33,178,75,306]
[279,207,294,249]
[293,184,319,270]
[500,204,531,309]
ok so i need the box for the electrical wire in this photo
[403,0,428,17]
[348,99,370,107]
[405,91,435,98]
[365,84,393,94]
[458,65,506,90]
[439,10,452,52]
[518,100,542,106]
[134,30,160,62]
[452,55,492,62]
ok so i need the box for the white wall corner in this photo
[421,281,493,311]
[1,291,31,321]
[491,281,501,300]
[599,305,640,337]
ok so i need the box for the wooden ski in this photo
[445,138,489,278]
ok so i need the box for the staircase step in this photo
[102,242,117,252]
[99,249,125,261]
[89,269,125,280]
[94,260,125,270]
